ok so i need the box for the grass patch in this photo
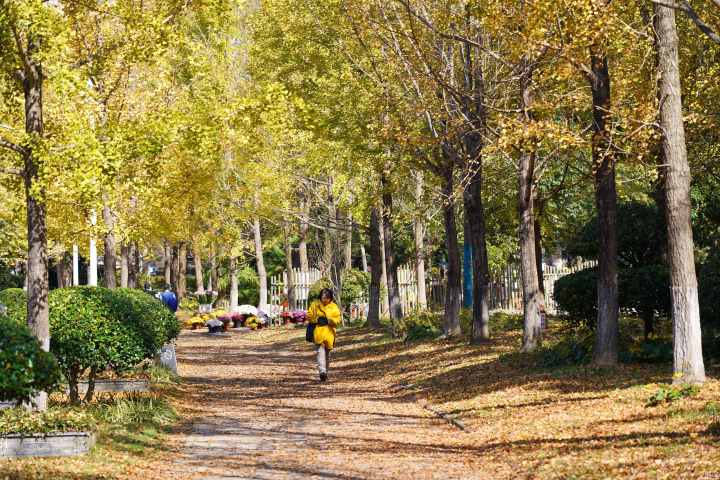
[0,407,95,435]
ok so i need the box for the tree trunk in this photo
[22,48,49,410]
[534,206,544,295]
[382,186,403,322]
[368,208,383,328]
[360,243,369,273]
[164,241,172,287]
[299,197,310,272]
[89,211,98,287]
[102,196,117,289]
[128,242,139,289]
[177,242,187,300]
[229,256,239,310]
[171,244,179,291]
[193,246,205,294]
[464,163,491,343]
[120,244,130,288]
[590,51,620,366]
[284,223,296,308]
[655,4,705,384]
[344,214,353,272]
[207,249,216,292]
[517,61,545,351]
[56,253,71,288]
[72,244,79,286]
[379,214,389,314]
[414,171,428,310]
[442,167,462,336]
[253,218,268,310]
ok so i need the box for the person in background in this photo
[306,288,342,382]
[160,284,178,313]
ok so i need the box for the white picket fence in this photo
[270,260,597,315]
[270,268,323,311]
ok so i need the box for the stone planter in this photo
[0,401,15,410]
[67,380,149,396]
[198,304,213,313]
[0,432,95,458]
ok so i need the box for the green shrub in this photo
[0,315,62,404]
[111,288,181,356]
[554,265,671,332]
[646,385,700,407]
[2,287,179,403]
[0,263,22,291]
[0,287,27,325]
[624,338,673,364]
[341,269,370,307]
[49,287,148,403]
[179,297,199,311]
[237,267,260,305]
[309,277,334,301]
[0,406,95,435]
[396,310,443,342]
[554,268,598,325]
[536,328,595,367]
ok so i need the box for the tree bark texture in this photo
[177,242,187,300]
[413,171,428,310]
[284,223,296,308]
[368,208,383,328]
[102,196,117,289]
[655,3,705,383]
[21,36,49,410]
[120,244,130,288]
[382,187,403,321]
[128,242,139,289]
[193,246,205,294]
[299,197,310,272]
[229,256,239,310]
[590,51,620,366]
[254,218,268,310]
[442,168,462,336]
[518,149,543,351]
[360,243,369,273]
[164,241,172,287]
[379,214,389,314]
[464,165,491,342]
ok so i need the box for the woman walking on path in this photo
[307,288,342,381]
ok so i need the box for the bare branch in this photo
[0,137,29,158]
[651,0,720,45]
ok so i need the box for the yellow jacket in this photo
[307,299,342,350]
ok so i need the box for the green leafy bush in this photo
[309,277,334,301]
[0,315,62,404]
[624,338,673,364]
[554,265,671,333]
[49,287,148,402]
[341,269,370,307]
[646,385,700,407]
[0,288,27,325]
[536,328,595,367]
[111,288,181,356]
[553,268,598,325]
[0,263,22,291]
[237,267,260,305]
[0,407,95,435]
[179,297,199,311]
[396,310,443,342]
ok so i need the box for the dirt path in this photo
[167,327,496,480]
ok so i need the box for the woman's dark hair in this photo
[319,288,334,301]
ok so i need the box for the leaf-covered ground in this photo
[3,324,719,479]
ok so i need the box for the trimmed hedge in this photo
[0,287,181,403]
[0,288,27,325]
[0,315,62,404]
